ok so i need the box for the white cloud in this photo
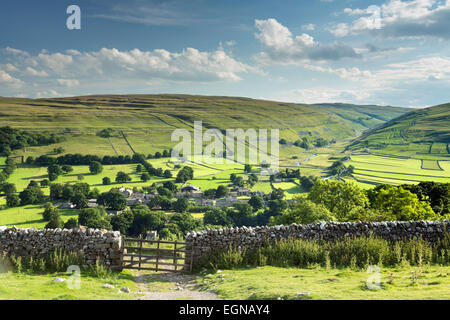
[302,23,316,31]
[2,46,256,84]
[0,69,24,88]
[56,79,80,87]
[333,0,450,39]
[24,67,48,77]
[254,18,359,64]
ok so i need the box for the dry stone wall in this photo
[185,221,449,266]
[0,226,123,269]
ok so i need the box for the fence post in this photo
[138,235,143,271]
[173,241,178,271]
[156,239,160,272]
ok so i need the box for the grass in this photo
[0,270,137,300]
[196,265,450,300]
[347,153,450,187]
[0,205,78,228]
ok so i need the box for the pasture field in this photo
[347,153,450,187]
[0,271,137,300]
[421,160,442,171]
[0,205,78,229]
[197,265,450,300]
[272,182,303,199]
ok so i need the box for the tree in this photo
[77,175,84,181]
[103,177,111,185]
[47,164,63,177]
[40,179,50,187]
[98,191,127,211]
[157,187,173,199]
[140,173,151,182]
[6,194,20,207]
[173,198,190,213]
[231,203,255,227]
[273,198,335,225]
[163,181,178,192]
[373,187,438,221]
[61,165,73,173]
[71,193,88,209]
[163,170,172,178]
[244,164,252,173]
[63,217,78,229]
[89,161,103,175]
[45,212,64,229]
[299,176,317,192]
[308,180,369,221]
[110,210,135,235]
[78,207,112,230]
[136,164,143,173]
[176,166,194,183]
[216,185,228,199]
[19,186,44,205]
[169,212,201,235]
[247,173,258,187]
[116,171,132,183]
[232,176,245,187]
[50,183,64,200]
[248,195,264,211]
[204,208,233,227]
[43,203,59,221]
[128,206,167,236]
[2,183,16,195]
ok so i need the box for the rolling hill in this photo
[347,103,450,159]
[0,94,409,158]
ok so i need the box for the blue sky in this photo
[0,0,449,108]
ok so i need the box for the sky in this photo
[0,0,449,108]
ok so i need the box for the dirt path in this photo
[133,271,222,300]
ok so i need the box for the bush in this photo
[200,234,450,271]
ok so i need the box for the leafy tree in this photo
[63,217,78,229]
[71,193,88,209]
[163,170,172,178]
[157,187,173,199]
[42,203,58,221]
[116,171,132,183]
[204,208,233,227]
[216,185,228,199]
[19,186,45,205]
[270,188,285,200]
[50,183,64,200]
[247,173,258,187]
[273,198,335,225]
[98,191,127,211]
[176,166,194,183]
[173,198,190,213]
[373,187,438,221]
[231,203,256,227]
[248,195,264,211]
[45,212,64,229]
[232,176,245,187]
[299,176,317,192]
[61,165,73,173]
[128,207,167,236]
[78,207,112,230]
[40,179,50,187]
[169,212,202,235]
[136,164,143,173]
[6,194,20,207]
[244,164,252,173]
[2,183,16,195]
[110,210,135,235]
[103,177,111,185]
[308,180,369,221]
[89,161,103,175]
[163,181,178,192]
[141,173,151,182]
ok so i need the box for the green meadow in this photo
[197,265,450,300]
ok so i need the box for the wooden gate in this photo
[122,238,191,272]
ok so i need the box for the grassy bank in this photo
[196,265,450,300]
[0,270,137,300]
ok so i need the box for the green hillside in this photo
[347,103,450,159]
[0,95,408,159]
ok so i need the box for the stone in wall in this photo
[184,220,449,267]
[0,226,123,269]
